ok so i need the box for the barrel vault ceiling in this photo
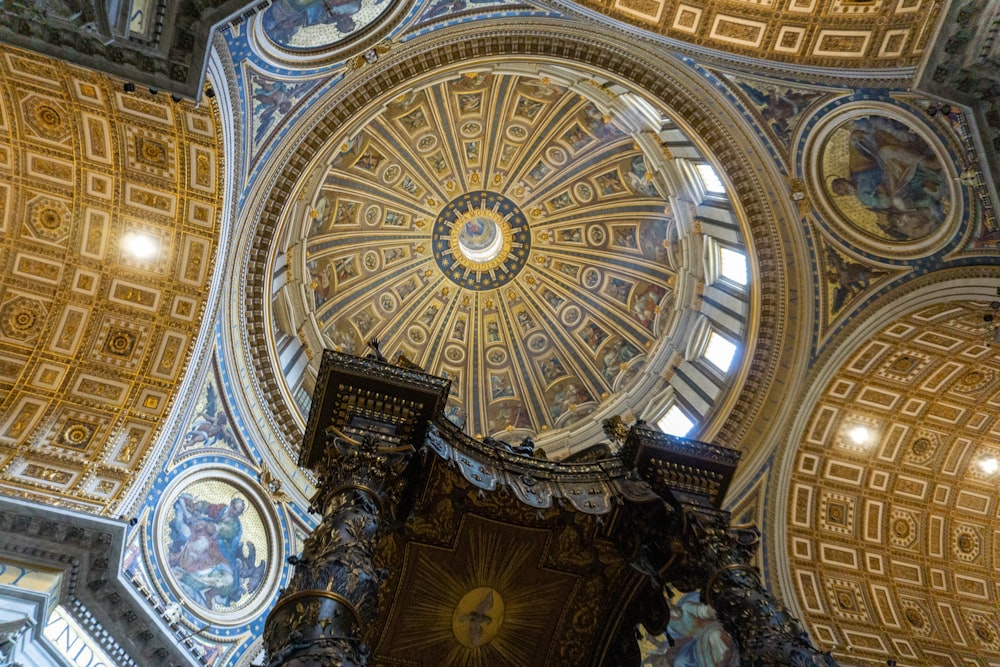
[0,50,224,513]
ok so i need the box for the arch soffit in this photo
[767,267,1000,618]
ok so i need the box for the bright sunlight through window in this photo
[719,247,747,286]
[704,331,737,373]
[657,405,695,437]
[696,163,725,194]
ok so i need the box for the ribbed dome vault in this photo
[270,61,753,452]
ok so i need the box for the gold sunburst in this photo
[385,516,578,666]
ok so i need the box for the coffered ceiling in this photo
[788,301,1000,664]
[0,48,224,513]
[573,0,944,68]
[265,60,755,456]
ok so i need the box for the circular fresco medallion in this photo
[561,305,581,326]
[588,225,606,245]
[157,472,279,623]
[506,125,528,141]
[817,112,954,246]
[433,191,530,290]
[416,134,437,153]
[380,292,396,312]
[461,121,483,137]
[261,0,396,52]
[383,164,401,183]
[527,333,547,352]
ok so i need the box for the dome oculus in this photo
[433,191,530,290]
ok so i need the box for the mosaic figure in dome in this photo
[628,156,660,197]
[605,277,632,303]
[737,83,823,144]
[519,78,564,100]
[451,71,492,90]
[310,194,332,233]
[612,225,638,249]
[563,124,591,150]
[582,103,619,139]
[167,494,265,610]
[581,322,608,352]
[558,228,582,243]
[639,219,669,263]
[601,339,639,382]
[355,149,384,172]
[632,283,666,328]
[515,97,544,121]
[490,374,514,399]
[487,400,531,432]
[549,382,590,419]
[486,319,501,342]
[596,171,625,195]
[308,259,332,306]
[262,0,387,48]
[824,114,948,241]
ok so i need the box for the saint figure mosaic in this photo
[165,480,269,612]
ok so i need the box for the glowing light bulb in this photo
[979,457,999,475]
[123,231,159,260]
[847,425,870,445]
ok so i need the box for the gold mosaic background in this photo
[789,302,1000,665]
[0,47,224,512]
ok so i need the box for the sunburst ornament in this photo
[379,517,577,666]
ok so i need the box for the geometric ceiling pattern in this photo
[280,68,747,442]
[573,0,943,68]
[788,301,1000,666]
[0,47,223,513]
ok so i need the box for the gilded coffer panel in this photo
[578,0,940,68]
[0,47,224,513]
[788,302,1000,665]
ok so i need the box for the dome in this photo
[265,58,755,453]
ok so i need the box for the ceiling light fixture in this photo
[123,231,159,260]
[979,457,999,475]
[847,425,871,445]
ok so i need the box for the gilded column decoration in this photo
[617,423,839,667]
[264,432,413,666]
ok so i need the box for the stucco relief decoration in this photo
[160,477,271,615]
[817,112,953,246]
